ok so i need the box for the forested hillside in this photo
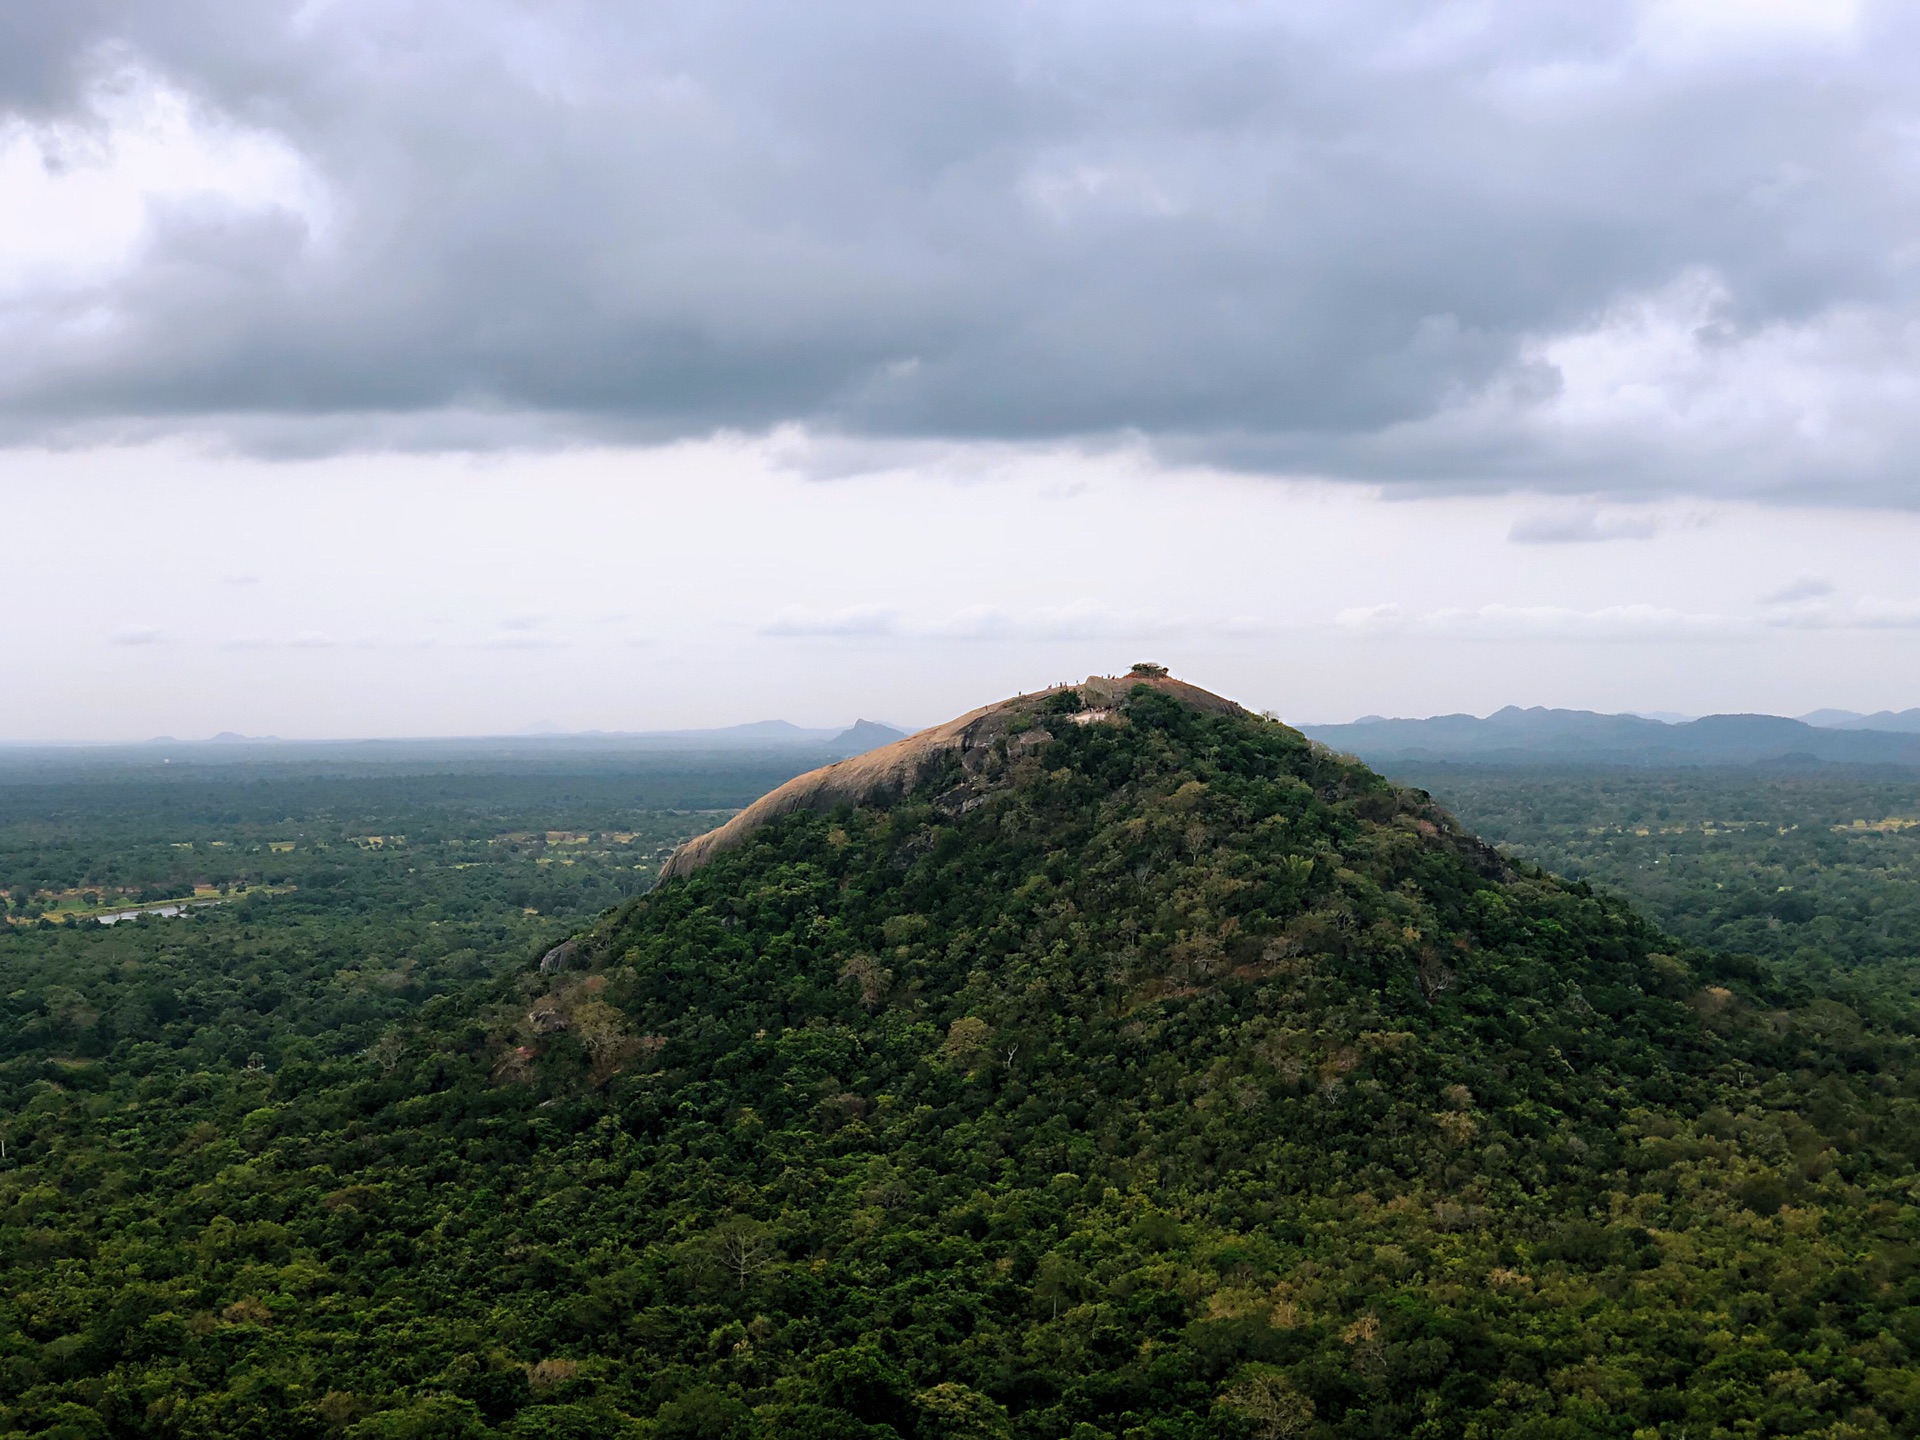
[4,684,1920,1439]
[1407,766,1920,1007]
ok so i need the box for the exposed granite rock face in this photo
[538,939,581,974]
[655,671,1248,882]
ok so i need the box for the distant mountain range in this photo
[1798,708,1920,732]
[0,723,918,774]
[119,719,916,755]
[26,707,1920,767]
[502,718,910,753]
[1298,706,1920,767]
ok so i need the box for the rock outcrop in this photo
[655,669,1246,882]
[538,939,581,974]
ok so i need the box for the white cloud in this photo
[107,623,162,645]
[1333,603,1408,631]
[1359,268,1920,505]
[1762,595,1920,629]
[0,63,329,297]
[1637,0,1860,63]
[1337,602,1731,640]
[760,603,902,637]
[1852,597,1920,628]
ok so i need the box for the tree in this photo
[938,1015,991,1070]
[1032,1252,1084,1320]
[1416,947,1456,1001]
[570,998,639,1084]
[705,1217,776,1293]
[914,1383,1011,1440]
[1219,1371,1315,1440]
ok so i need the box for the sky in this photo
[5,0,1920,738]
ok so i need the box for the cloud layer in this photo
[5,1,1920,501]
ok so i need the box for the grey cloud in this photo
[1762,575,1836,604]
[1509,508,1658,545]
[7,2,1920,502]
[107,624,162,645]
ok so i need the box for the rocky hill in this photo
[659,667,1246,880]
[512,668,1920,1438]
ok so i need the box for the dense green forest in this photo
[1409,766,1920,1008]
[0,756,784,1438]
[4,701,1920,1440]
[0,763,745,1069]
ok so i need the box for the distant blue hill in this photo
[634,719,844,744]
[1299,705,1920,767]
[0,718,916,774]
[1799,707,1920,733]
[827,719,909,754]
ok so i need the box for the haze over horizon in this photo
[12,686,1920,750]
[8,0,1920,738]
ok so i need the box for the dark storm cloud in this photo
[5,0,1919,501]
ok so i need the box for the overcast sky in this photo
[5,0,1920,738]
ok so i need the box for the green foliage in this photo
[651,1388,748,1440]
[3,705,1920,1437]
[347,1397,493,1440]
[0,764,735,1438]
[1407,765,1920,1005]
